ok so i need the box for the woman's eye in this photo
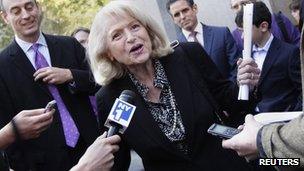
[131,24,140,30]
[112,33,121,40]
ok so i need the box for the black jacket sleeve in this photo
[68,38,100,95]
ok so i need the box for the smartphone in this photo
[207,123,241,139]
[44,100,56,113]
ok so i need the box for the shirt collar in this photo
[128,59,169,99]
[182,23,202,40]
[15,32,48,53]
[252,34,273,53]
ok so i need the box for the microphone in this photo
[105,90,136,137]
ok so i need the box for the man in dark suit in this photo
[235,1,302,112]
[0,0,99,170]
[166,0,239,80]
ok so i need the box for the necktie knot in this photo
[32,43,40,52]
[33,43,49,69]
[190,31,199,43]
[190,31,197,37]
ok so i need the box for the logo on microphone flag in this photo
[105,98,136,133]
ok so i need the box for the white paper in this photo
[238,3,253,100]
[254,111,303,125]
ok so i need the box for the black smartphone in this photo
[44,100,56,113]
[207,123,241,139]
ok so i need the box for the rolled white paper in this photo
[238,3,253,100]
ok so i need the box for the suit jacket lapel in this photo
[178,32,188,42]
[44,34,63,68]
[9,40,51,96]
[202,23,213,55]
[258,38,280,86]
[9,40,36,79]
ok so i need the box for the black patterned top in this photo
[128,59,188,154]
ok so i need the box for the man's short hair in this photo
[71,27,90,37]
[0,0,37,12]
[289,0,301,11]
[166,0,194,12]
[235,1,272,29]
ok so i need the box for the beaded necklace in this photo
[166,86,185,139]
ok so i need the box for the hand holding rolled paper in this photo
[237,58,260,88]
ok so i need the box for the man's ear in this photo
[0,11,9,25]
[192,4,198,13]
[36,2,42,12]
[259,21,269,32]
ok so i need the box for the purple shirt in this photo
[232,13,300,51]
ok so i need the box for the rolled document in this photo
[238,3,253,100]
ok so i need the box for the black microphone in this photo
[105,90,136,137]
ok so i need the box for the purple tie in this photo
[32,43,79,148]
[89,96,98,116]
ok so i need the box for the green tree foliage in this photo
[0,19,13,51]
[0,0,108,50]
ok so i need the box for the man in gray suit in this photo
[222,114,304,167]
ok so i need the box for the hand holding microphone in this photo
[71,132,121,171]
[71,90,135,171]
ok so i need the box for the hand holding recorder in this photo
[0,102,55,150]
[12,101,56,140]
[221,114,263,161]
[208,123,241,139]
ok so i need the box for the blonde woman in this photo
[88,1,260,170]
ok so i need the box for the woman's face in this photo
[106,15,152,67]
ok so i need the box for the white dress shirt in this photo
[182,23,204,47]
[252,34,274,112]
[252,34,274,71]
[15,33,52,69]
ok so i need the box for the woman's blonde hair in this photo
[88,0,173,86]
